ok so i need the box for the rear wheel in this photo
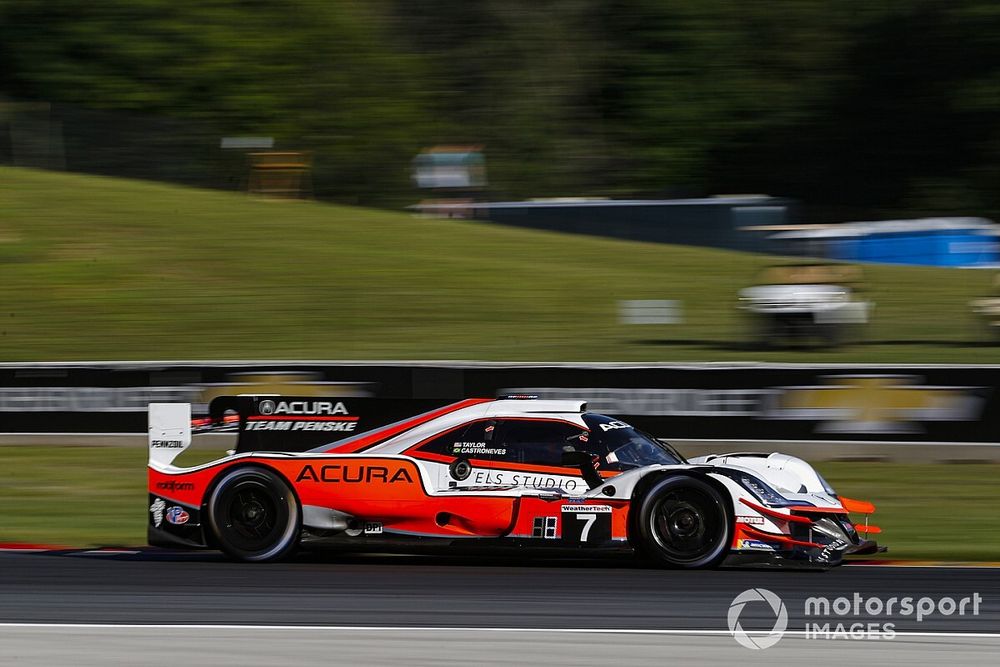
[635,476,731,569]
[207,467,300,562]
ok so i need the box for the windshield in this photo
[582,413,686,469]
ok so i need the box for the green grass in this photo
[815,462,1000,561]
[0,165,998,362]
[0,445,994,560]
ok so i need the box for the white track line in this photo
[0,624,997,639]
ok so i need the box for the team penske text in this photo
[245,420,358,432]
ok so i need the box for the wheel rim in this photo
[649,486,725,563]
[229,486,277,540]
[217,478,289,556]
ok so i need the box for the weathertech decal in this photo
[561,505,612,513]
[295,464,414,484]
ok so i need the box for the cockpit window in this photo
[581,413,685,469]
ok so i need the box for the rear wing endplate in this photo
[148,402,192,467]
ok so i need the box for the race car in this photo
[147,395,882,568]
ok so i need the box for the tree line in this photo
[3,0,1000,219]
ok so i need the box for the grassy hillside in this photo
[0,166,997,362]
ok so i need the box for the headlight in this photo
[715,470,795,507]
[816,472,837,496]
[739,474,794,506]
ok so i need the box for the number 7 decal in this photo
[560,505,612,543]
[576,513,597,542]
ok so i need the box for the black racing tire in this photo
[207,467,300,562]
[634,475,731,569]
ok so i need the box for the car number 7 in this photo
[576,513,596,542]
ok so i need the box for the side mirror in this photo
[560,448,591,467]
[561,447,602,490]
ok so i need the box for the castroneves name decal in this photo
[451,442,507,456]
[245,421,358,432]
[259,400,349,416]
[295,464,414,484]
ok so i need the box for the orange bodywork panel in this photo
[840,496,877,514]
[149,455,632,540]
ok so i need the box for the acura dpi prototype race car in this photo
[148,395,883,569]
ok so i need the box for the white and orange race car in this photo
[147,395,882,569]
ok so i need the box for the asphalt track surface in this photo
[1,550,997,665]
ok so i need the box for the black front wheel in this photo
[634,476,731,569]
[207,467,300,562]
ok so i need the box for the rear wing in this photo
[149,395,455,465]
[148,402,192,467]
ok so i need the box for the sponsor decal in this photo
[155,480,194,492]
[469,470,582,492]
[149,498,166,528]
[561,505,612,513]
[295,464,414,484]
[244,420,357,432]
[450,442,506,456]
[363,521,383,535]
[599,420,631,431]
[815,538,848,564]
[532,516,558,539]
[265,400,349,416]
[560,507,612,542]
[736,515,765,525]
[768,375,985,434]
[0,374,369,413]
[737,539,776,551]
[165,506,190,526]
[150,440,184,449]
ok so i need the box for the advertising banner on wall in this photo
[0,362,994,443]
